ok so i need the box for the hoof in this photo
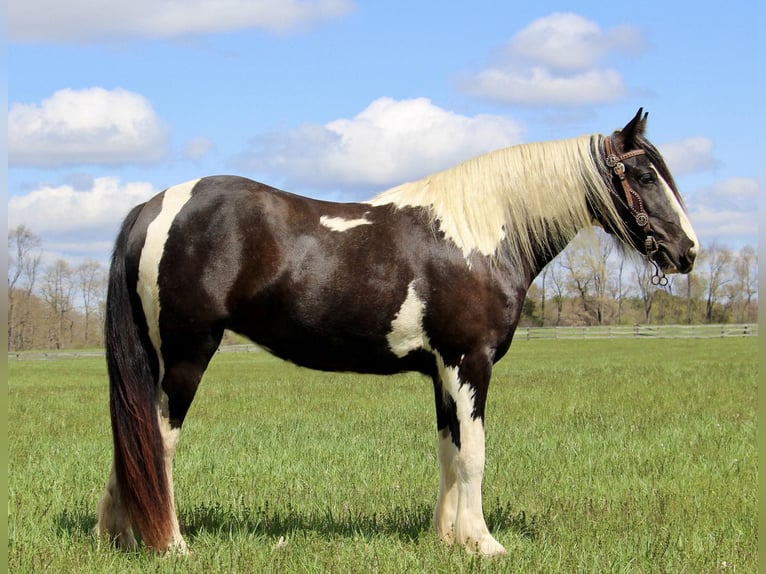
[93,524,138,551]
[162,538,189,556]
[462,533,507,557]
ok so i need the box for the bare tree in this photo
[700,242,733,323]
[538,265,548,326]
[559,237,597,324]
[8,225,42,350]
[633,259,655,323]
[76,259,107,346]
[40,260,76,349]
[726,245,758,323]
[547,259,566,326]
[611,258,628,324]
[587,233,615,325]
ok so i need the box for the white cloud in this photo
[463,12,645,106]
[469,67,625,107]
[238,96,524,190]
[506,13,644,72]
[8,177,157,236]
[10,0,354,43]
[9,88,168,168]
[686,178,759,243]
[659,137,717,175]
[183,136,215,161]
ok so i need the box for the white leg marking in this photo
[387,281,428,357]
[435,357,506,556]
[319,214,372,232]
[158,390,187,553]
[137,178,199,382]
[95,464,138,549]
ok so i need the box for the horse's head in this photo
[598,109,698,281]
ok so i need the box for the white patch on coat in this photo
[136,179,199,382]
[387,281,428,357]
[319,215,372,232]
[653,166,699,256]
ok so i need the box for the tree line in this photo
[7,225,759,351]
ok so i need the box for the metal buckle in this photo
[644,235,658,256]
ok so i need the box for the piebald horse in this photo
[96,110,698,556]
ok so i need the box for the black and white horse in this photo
[95,110,698,556]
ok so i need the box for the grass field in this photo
[8,338,757,573]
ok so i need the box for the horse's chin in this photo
[656,246,694,275]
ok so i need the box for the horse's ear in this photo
[617,108,648,150]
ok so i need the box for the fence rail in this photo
[7,324,758,360]
[515,323,758,341]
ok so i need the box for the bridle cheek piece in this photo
[604,136,668,286]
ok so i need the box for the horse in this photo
[95,109,698,556]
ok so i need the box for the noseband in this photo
[603,136,667,286]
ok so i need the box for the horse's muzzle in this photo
[661,242,697,274]
[655,238,697,275]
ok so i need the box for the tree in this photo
[538,265,548,326]
[586,232,615,325]
[632,258,656,323]
[560,240,594,324]
[609,258,628,324]
[40,260,76,349]
[726,245,758,323]
[700,242,733,323]
[76,259,107,346]
[547,260,566,326]
[8,225,42,350]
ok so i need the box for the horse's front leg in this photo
[431,352,506,556]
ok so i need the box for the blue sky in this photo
[7,1,762,265]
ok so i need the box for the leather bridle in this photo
[603,136,668,286]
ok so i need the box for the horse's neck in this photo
[493,205,592,289]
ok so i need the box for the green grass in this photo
[8,338,757,573]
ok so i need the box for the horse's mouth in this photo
[656,243,695,275]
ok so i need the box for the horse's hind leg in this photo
[96,333,217,553]
[157,332,222,552]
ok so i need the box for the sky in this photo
[6,1,764,266]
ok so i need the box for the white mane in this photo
[367,135,627,266]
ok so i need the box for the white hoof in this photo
[163,537,189,556]
[462,533,507,557]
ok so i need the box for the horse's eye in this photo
[638,172,656,185]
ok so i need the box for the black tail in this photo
[105,204,173,550]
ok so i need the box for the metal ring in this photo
[635,212,649,227]
[650,273,669,287]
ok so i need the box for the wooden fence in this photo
[8,324,758,361]
[514,323,758,341]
